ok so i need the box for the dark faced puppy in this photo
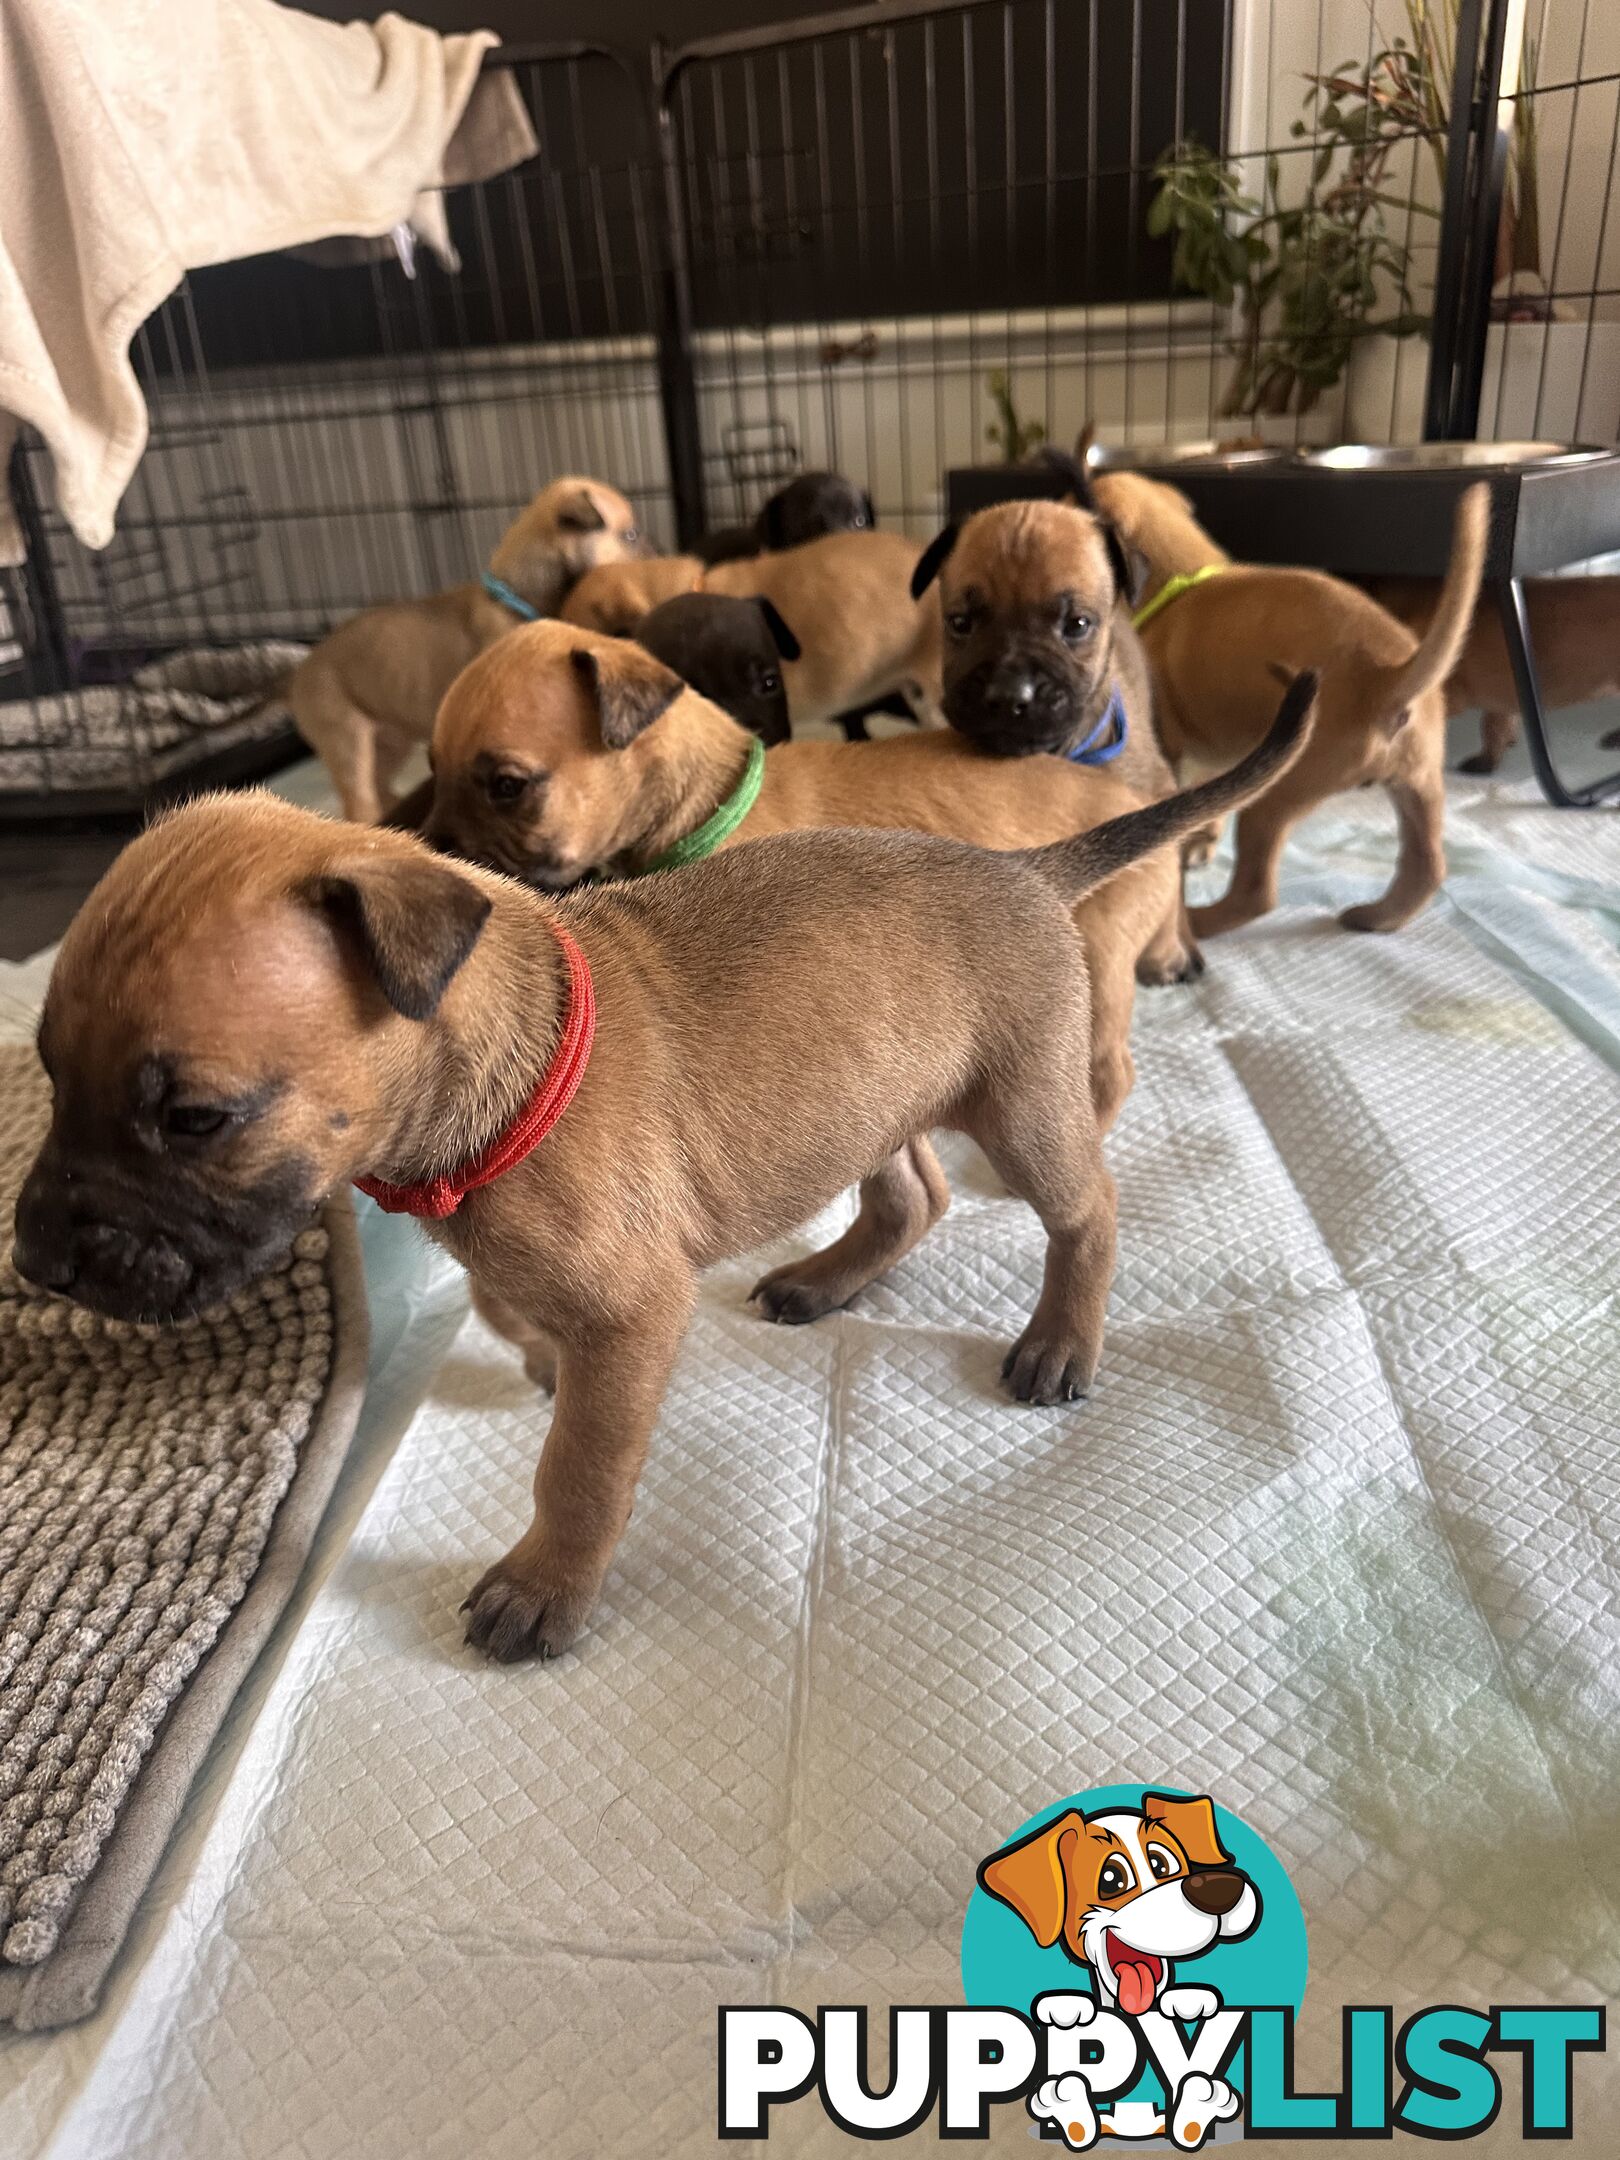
[912,499,1171,799]
[698,470,875,566]
[634,592,801,746]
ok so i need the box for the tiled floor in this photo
[0,711,1614,966]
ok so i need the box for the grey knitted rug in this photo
[0,1041,368,2030]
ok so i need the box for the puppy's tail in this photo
[1376,482,1489,717]
[1022,670,1318,902]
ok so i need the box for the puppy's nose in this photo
[11,1221,77,1292]
[1000,674,1038,714]
[1183,1869,1246,1917]
[12,1173,78,1292]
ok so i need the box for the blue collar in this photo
[480,570,540,621]
[1067,685,1128,766]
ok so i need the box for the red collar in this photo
[354,924,595,1220]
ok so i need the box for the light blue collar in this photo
[480,570,540,621]
[1067,686,1128,766]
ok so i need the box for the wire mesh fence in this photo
[1,0,1616,816]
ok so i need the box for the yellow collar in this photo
[1131,562,1228,632]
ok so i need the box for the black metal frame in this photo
[1420,0,1620,805]
[3,0,1616,823]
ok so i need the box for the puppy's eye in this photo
[945,610,975,639]
[164,1104,229,1140]
[1145,1843,1180,1883]
[759,670,782,695]
[1098,1857,1136,1900]
[487,771,529,805]
[624,527,640,546]
[1061,611,1096,644]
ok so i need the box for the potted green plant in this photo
[1148,69,1429,433]
[1150,3,1587,443]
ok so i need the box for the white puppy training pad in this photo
[0,779,1617,2155]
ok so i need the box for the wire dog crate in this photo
[1,0,1616,821]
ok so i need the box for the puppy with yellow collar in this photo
[1091,466,1489,936]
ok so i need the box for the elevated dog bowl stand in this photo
[948,450,1620,810]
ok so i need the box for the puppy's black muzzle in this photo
[945,658,1093,760]
[13,1146,314,1326]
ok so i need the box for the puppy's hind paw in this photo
[1002,1330,1094,1406]
[1170,2073,1240,2151]
[1455,752,1498,777]
[749,1265,841,1327]
[461,1556,594,1664]
[1137,942,1206,987]
[1337,901,1399,934]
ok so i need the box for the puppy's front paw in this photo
[461,1552,595,1663]
[749,1264,840,1327]
[1170,2072,1239,2150]
[1158,1985,1220,2023]
[1002,1330,1094,1406]
[1035,1992,1097,2029]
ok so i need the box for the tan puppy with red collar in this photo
[15,682,1312,1662]
[423,622,1205,1132]
[1091,468,1488,935]
[289,477,643,823]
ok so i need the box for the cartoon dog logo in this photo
[978,1791,1260,2148]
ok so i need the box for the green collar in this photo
[640,736,766,874]
[1131,561,1228,632]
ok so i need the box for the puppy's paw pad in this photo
[1001,1333,1094,1406]
[1171,2072,1239,2150]
[749,1272,838,1326]
[1158,1985,1220,2023]
[1035,1992,1097,2029]
[461,1562,592,1664]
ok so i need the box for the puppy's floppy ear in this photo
[759,488,789,552]
[977,1809,1086,1950]
[756,596,801,661]
[558,487,606,534]
[1033,446,1098,510]
[1141,1792,1232,1871]
[1098,516,1138,605]
[381,776,436,834]
[911,524,959,600]
[570,641,683,750]
[309,852,491,1022]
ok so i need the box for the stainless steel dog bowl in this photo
[1088,440,1292,473]
[1303,441,1611,471]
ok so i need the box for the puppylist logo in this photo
[720,1784,1605,2145]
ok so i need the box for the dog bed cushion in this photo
[0,1041,368,2032]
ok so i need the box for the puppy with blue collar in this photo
[911,479,1174,807]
